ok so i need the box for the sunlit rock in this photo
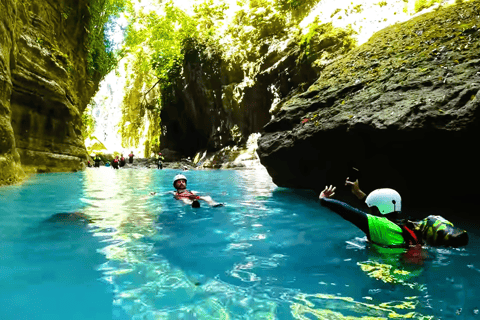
[1,0,97,183]
[257,1,480,210]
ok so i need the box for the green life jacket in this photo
[367,214,405,248]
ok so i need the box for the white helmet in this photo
[173,174,187,187]
[365,188,401,215]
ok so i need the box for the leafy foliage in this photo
[414,0,442,12]
[93,0,349,154]
[81,104,96,139]
[299,18,357,59]
[123,1,197,85]
[86,0,126,80]
[274,0,320,22]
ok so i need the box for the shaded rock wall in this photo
[0,0,94,185]
[257,1,480,211]
[159,28,354,157]
[160,42,270,157]
[0,0,25,185]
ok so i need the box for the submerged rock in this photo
[257,1,480,209]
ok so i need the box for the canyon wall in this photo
[1,0,95,185]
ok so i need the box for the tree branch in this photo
[142,78,162,106]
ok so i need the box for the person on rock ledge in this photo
[128,151,134,164]
[318,176,469,255]
[172,174,223,208]
[156,152,164,170]
[94,154,102,168]
[119,154,126,167]
[112,156,120,169]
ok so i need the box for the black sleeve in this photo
[320,197,370,237]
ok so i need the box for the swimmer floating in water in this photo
[319,177,468,249]
[173,174,223,208]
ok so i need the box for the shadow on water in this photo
[0,211,132,320]
[270,187,319,204]
[42,212,93,225]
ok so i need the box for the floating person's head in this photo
[173,174,187,189]
[365,188,402,216]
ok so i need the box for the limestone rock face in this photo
[0,0,25,185]
[257,2,480,209]
[0,0,94,185]
[159,28,353,157]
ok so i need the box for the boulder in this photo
[258,1,480,211]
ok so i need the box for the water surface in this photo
[1,167,479,319]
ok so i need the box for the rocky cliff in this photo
[159,25,355,158]
[257,1,480,210]
[0,0,95,185]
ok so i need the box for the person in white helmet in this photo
[319,177,468,248]
[173,174,223,208]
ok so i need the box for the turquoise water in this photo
[1,167,479,320]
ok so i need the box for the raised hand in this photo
[345,178,366,199]
[319,185,336,199]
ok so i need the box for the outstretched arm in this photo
[189,191,223,207]
[319,186,370,237]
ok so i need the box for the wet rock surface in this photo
[257,1,480,211]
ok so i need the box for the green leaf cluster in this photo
[414,0,442,12]
[81,104,96,139]
[99,0,340,154]
[299,18,357,59]
[123,1,197,85]
[86,0,126,80]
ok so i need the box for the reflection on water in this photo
[1,167,479,319]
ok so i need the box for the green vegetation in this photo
[352,4,363,13]
[306,0,480,102]
[414,0,442,12]
[82,0,480,155]
[331,8,342,18]
[299,18,357,59]
[274,0,320,22]
[86,0,126,80]
[116,0,319,154]
[81,104,96,139]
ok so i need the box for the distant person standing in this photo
[156,152,164,169]
[94,155,102,168]
[119,154,126,167]
[112,156,120,169]
[128,151,134,164]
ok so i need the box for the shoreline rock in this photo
[93,156,263,171]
